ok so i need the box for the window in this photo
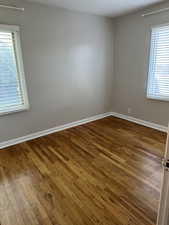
[147,24,169,101]
[0,25,29,115]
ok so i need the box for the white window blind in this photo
[147,24,169,101]
[0,25,29,115]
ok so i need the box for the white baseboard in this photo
[0,111,167,149]
[111,112,168,133]
[0,112,112,149]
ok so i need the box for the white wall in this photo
[0,0,114,142]
[113,2,169,126]
[1,0,169,144]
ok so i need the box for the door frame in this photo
[157,127,169,225]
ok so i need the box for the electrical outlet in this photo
[128,108,132,114]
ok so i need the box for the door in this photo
[157,126,169,225]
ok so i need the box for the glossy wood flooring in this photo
[0,116,166,225]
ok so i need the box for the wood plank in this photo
[0,116,166,225]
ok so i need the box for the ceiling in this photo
[26,0,164,17]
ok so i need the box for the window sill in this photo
[147,96,169,102]
[0,104,30,116]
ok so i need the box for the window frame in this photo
[0,24,29,116]
[147,23,169,102]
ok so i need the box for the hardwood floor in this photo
[0,116,166,225]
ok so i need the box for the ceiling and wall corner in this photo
[25,0,164,17]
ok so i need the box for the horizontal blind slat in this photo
[147,25,169,99]
[0,31,25,112]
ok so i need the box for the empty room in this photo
[1,0,169,224]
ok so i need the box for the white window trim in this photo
[0,24,29,116]
[147,95,169,102]
[147,23,169,102]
